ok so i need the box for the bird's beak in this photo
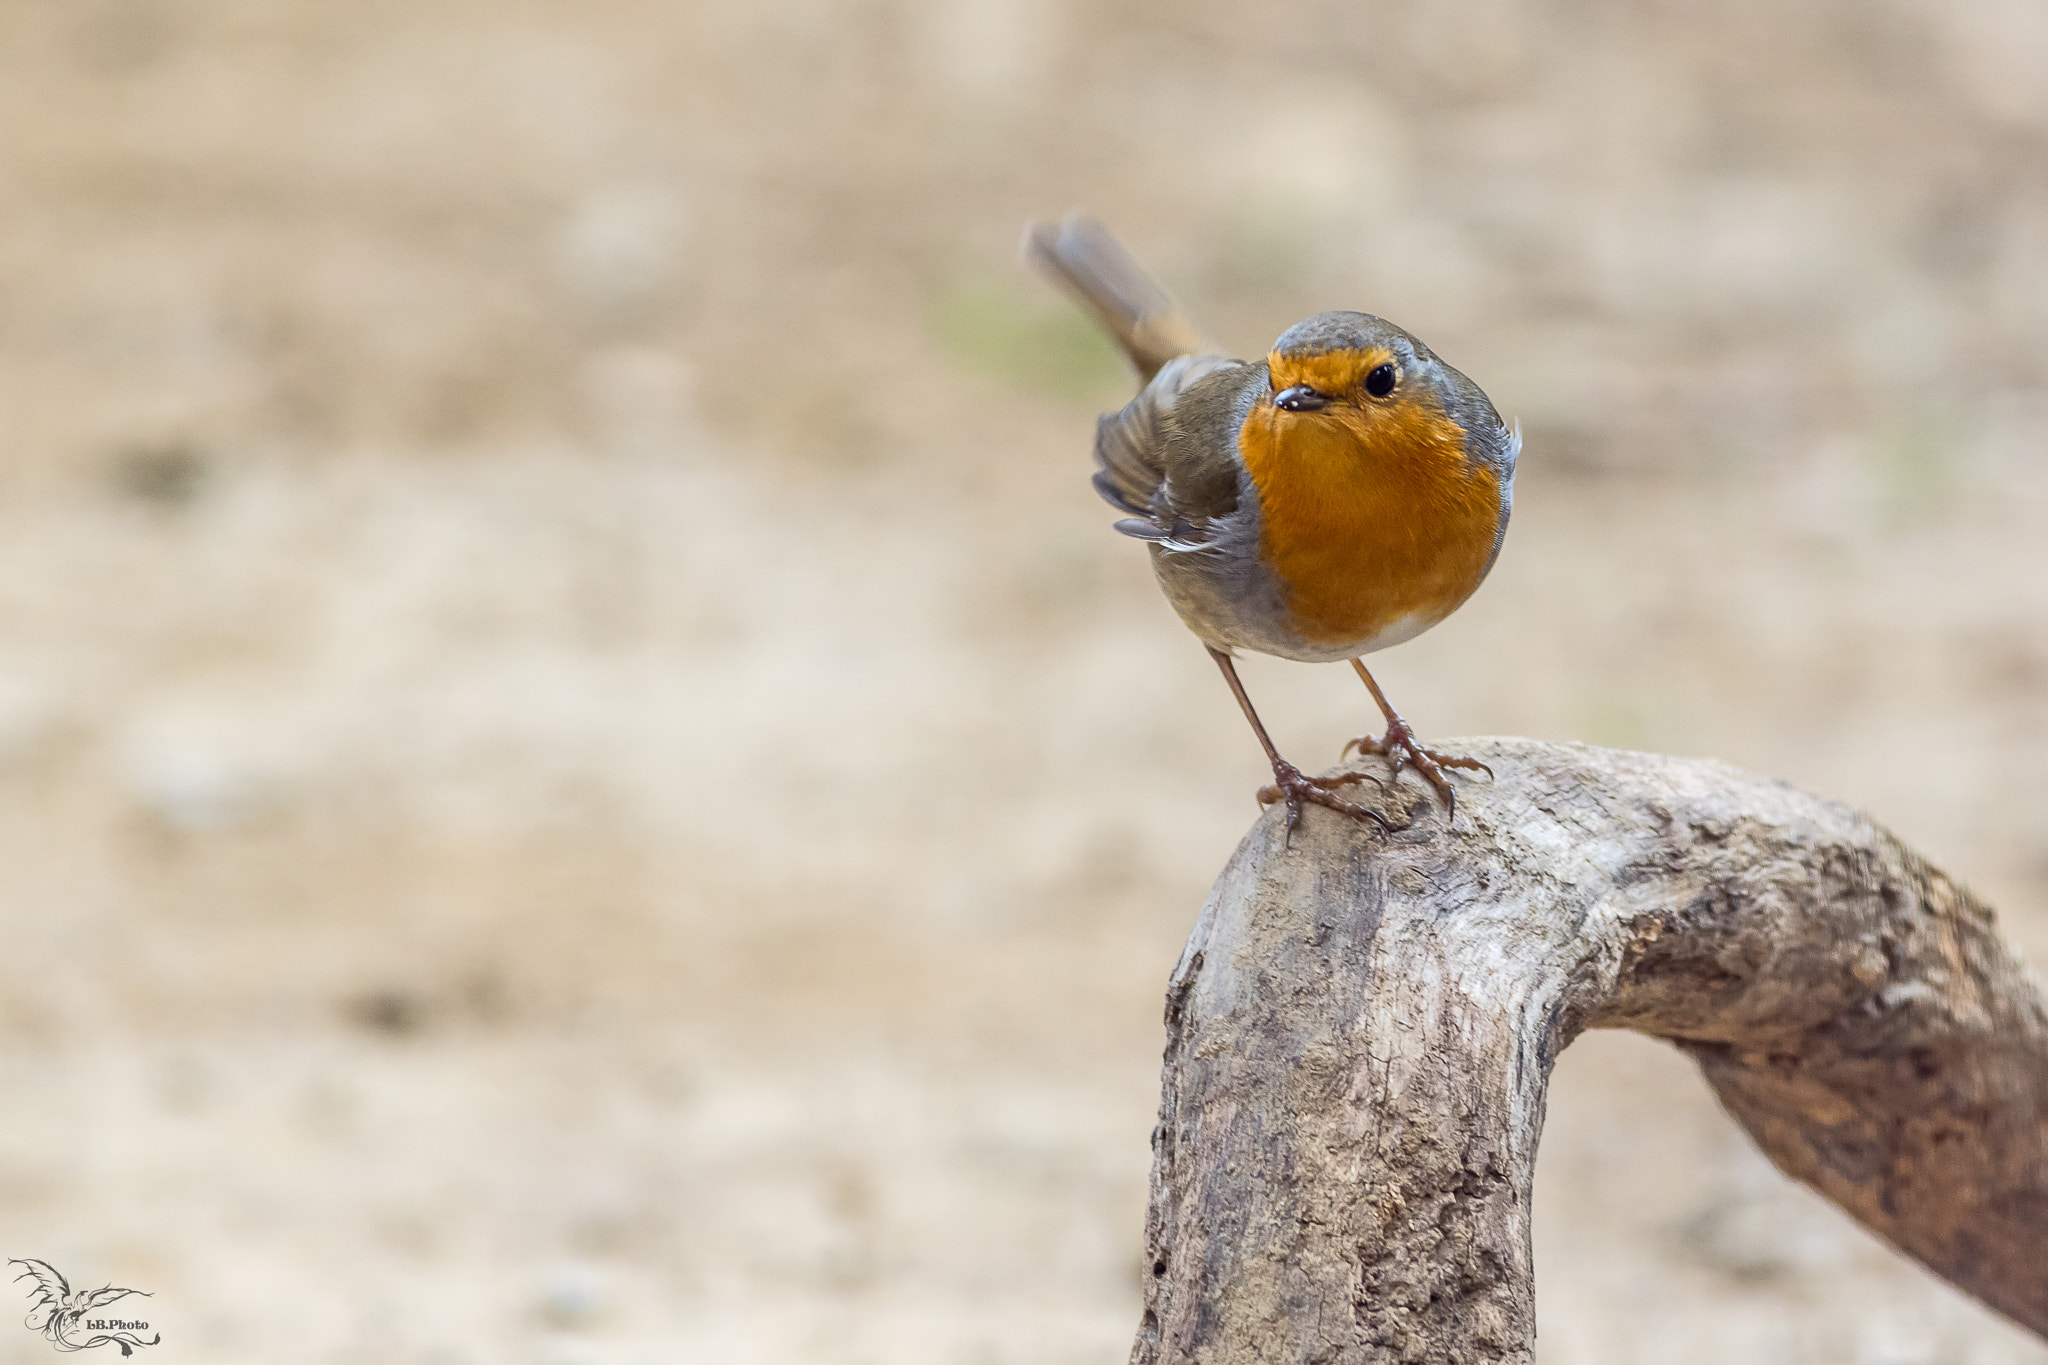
[1274,385,1328,413]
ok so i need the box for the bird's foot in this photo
[1343,718,1492,816]
[1256,760,1397,838]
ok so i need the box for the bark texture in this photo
[1134,738,2048,1364]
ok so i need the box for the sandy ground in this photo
[1,1,2047,1361]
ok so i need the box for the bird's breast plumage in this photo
[1237,386,1504,656]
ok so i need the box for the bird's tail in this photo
[1023,213,1208,385]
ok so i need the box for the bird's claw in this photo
[1343,719,1491,817]
[1256,760,1397,841]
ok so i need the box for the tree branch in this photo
[1133,738,2048,1364]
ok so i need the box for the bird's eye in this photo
[1365,363,1397,398]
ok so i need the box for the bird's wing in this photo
[1093,356,1261,550]
[1092,353,1230,515]
[10,1260,67,1307]
[9,1260,68,1326]
[1026,211,1267,551]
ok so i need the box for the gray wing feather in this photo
[9,1259,67,1309]
[1091,353,1247,546]
[1475,418,1519,580]
[1092,402,1168,520]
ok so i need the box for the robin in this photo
[1025,213,1518,830]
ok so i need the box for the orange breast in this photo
[1238,392,1501,652]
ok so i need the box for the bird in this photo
[1025,213,1518,831]
[9,1258,159,1357]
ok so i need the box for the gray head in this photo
[1263,311,1514,470]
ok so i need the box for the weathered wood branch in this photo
[1134,738,2048,1364]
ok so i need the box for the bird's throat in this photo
[1239,400,1500,651]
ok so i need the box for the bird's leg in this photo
[1207,647,1394,837]
[1342,659,1493,816]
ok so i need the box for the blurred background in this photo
[1,1,2045,1361]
